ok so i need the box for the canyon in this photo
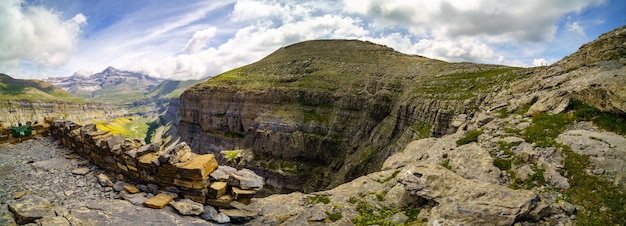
[0,25,625,225]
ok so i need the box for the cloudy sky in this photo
[1,0,624,80]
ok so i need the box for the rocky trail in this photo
[0,137,212,225]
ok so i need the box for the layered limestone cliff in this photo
[0,100,127,125]
[179,40,524,192]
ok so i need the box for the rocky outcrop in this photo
[179,40,517,192]
[398,162,537,225]
[557,129,626,189]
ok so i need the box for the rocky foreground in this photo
[0,137,215,225]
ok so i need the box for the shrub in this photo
[456,129,483,145]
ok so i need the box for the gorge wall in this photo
[0,100,127,125]
[178,40,522,192]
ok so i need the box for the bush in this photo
[456,129,483,146]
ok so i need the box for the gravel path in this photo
[0,137,213,225]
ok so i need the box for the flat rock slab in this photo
[170,199,204,216]
[32,157,72,171]
[8,195,55,224]
[65,200,210,226]
[37,216,70,226]
[144,194,174,209]
[227,169,264,189]
[71,167,90,175]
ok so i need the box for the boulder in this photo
[228,169,264,189]
[8,195,55,225]
[398,162,538,225]
[170,199,204,216]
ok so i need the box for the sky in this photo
[1,0,625,80]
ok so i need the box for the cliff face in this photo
[179,40,522,192]
[0,100,127,125]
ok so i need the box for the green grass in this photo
[326,212,343,222]
[351,201,421,226]
[306,196,331,205]
[411,122,432,139]
[456,129,483,146]
[439,158,452,170]
[569,100,626,135]
[376,170,401,183]
[560,145,626,225]
[517,99,626,224]
[221,150,242,162]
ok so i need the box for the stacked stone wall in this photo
[48,119,263,207]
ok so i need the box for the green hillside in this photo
[0,74,86,102]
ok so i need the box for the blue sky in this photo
[1,0,625,80]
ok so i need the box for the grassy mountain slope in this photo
[0,74,85,102]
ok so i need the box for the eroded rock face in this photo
[178,40,512,192]
[398,162,537,225]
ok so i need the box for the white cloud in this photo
[532,58,549,66]
[134,14,370,79]
[568,21,585,35]
[184,27,217,54]
[0,0,86,68]
[342,0,603,43]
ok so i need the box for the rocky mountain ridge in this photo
[47,66,162,100]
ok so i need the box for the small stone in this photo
[143,194,173,209]
[136,184,148,193]
[14,191,32,200]
[64,191,74,197]
[170,199,204,216]
[96,174,114,187]
[112,181,129,192]
[123,185,140,194]
[200,205,231,223]
[220,208,256,224]
[147,184,159,195]
[164,186,179,194]
[71,167,90,175]
[386,212,409,224]
[558,200,576,215]
[309,210,326,221]
[210,165,237,181]
[208,182,228,199]
[119,192,147,206]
